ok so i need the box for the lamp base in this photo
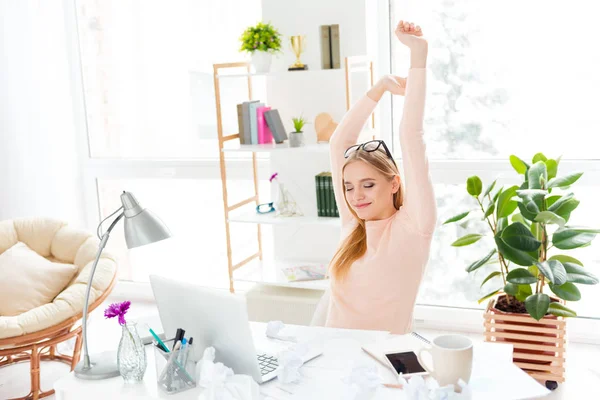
[74,351,120,380]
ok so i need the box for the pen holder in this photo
[154,339,197,394]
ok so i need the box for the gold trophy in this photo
[289,35,308,70]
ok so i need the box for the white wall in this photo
[0,1,86,225]
[261,0,389,263]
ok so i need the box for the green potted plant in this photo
[239,22,282,73]
[290,115,307,147]
[445,152,599,385]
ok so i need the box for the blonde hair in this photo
[329,148,403,281]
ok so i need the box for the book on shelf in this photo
[256,106,273,144]
[264,109,288,143]
[315,172,338,217]
[281,264,328,282]
[320,25,331,69]
[241,101,259,144]
[236,104,245,144]
[248,102,264,144]
[320,24,341,70]
[330,24,341,69]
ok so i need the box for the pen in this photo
[181,337,193,368]
[173,328,185,350]
[178,338,187,365]
[148,326,169,353]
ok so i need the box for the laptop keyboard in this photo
[257,353,279,376]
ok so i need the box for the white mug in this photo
[418,334,473,388]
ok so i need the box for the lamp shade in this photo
[120,191,171,249]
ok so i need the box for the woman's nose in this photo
[355,188,365,200]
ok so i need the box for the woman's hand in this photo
[395,20,428,68]
[380,75,407,96]
[367,75,407,102]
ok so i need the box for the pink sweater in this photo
[325,68,437,334]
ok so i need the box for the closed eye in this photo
[364,184,375,188]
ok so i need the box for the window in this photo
[390,0,600,319]
[76,0,262,159]
[74,0,266,282]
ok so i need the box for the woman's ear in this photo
[391,175,401,194]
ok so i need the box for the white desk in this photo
[54,323,550,400]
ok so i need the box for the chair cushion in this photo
[0,242,78,316]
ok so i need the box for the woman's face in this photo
[343,160,399,221]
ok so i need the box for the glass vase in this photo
[117,322,147,383]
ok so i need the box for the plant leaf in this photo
[496,185,519,219]
[506,268,538,285]
[481,271,502,288]
[548,194,580,222]
[532,153,548,163]
[495,232,537,266]
[452,234,484,247]
[535,261,554,283]
[516,189,546,221]
[563,262,599,285]
[443,211,470,224]
[549,254,583,266]
[478,289,501,304]
[501,223,541,252]
[534,211,566,228]
[484,203,495,219]
[483,180,497,199]
[548,260,567,285]
[548,303,577,318]
[552,229,597,250]
[547,172,583,189]
[525,293,550,321]
[466,249,497,272]
[467,176,483,197]
[492,187,503,203]
[515,284,533,302]
[497,217,508,233]
[546,195,561,208]
[509,155,528,175]
[545,159,558,180]
[511,214,531,228]
[527,161,548,190]
[503,282,518,295]
[550,282,582,301]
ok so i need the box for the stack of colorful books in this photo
[236,101,288,144]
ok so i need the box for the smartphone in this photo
[384,351,428,377]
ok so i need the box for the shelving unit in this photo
[212,57,375,293]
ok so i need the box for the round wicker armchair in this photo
[0,218,117,400]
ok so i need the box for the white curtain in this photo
[0,0,85,225]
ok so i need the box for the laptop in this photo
[149,275,322,383]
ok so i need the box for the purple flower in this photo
[104,301,131,325]
[269,173,278,182]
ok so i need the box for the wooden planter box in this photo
[484,296,566,384]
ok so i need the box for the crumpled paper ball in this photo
[398,375,472,400]
[197,347,260,400]
[340,363,383,400]
[266,320,297,342]
[276,342,309,383]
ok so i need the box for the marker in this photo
[148,326,169,353]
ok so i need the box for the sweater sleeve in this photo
[398,68,437,235]
[329,96,378,226]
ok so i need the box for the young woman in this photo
[310,20,437,334]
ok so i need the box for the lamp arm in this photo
[81,211,124,369]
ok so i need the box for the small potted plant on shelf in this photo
[445,152,599,387]
[239,22,282,73]
[290,115,307,147]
